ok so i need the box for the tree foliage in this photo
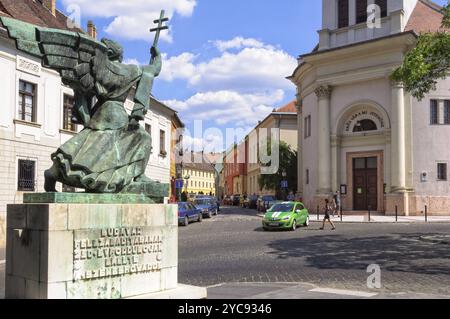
[391,3,450,100]
[258,140,297,198]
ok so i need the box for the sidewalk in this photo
[207,282,450,299]
[257,213,450,223]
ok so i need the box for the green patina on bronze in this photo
[1,12,170,201]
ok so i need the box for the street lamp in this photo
[184,174,190,194]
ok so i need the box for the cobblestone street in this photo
[178,207,450,298]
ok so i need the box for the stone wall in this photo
[5,203,179,299]
[0,214,5,249]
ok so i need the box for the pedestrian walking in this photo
[332,191,341,218]
[320,199,336,230]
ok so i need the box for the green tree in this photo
[258,140,298,199]
[391,3,450,100]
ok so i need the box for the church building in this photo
[289,0,450,215]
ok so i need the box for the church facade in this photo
[290,0,450,215]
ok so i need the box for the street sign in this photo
[281,180,288,188]
[175,179,184,189]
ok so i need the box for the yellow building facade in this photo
[183,163,216,196]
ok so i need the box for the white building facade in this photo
[0,18,175,247]
[290,0,450,215]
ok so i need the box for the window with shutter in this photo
[338,0,349,28]
[375,0,387,18]
[18,159,36,191]
[356,0,368,24]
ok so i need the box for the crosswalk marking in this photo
[309,287,378,298]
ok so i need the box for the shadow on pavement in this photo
[267,233,450,276]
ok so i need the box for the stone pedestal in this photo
[5,193,206,299]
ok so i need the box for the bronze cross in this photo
[150,10,169,48]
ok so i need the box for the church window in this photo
[338,0,349,28]
[430,100,439,124]
[356,0,368,24]
[353,119,377,132]
[437,163,447,181]
[444,100,450,125]
[304,115,311,138]
[375,0,388,18]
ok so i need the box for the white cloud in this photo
[160,40,297,92]
[212,37,273,52]
[163,89,284,126]
[160,53,197,82]
[61,0,197,42]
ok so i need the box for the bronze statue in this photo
[0,11,170,197]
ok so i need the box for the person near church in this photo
[320,199,336,231]
[332,191,341,218]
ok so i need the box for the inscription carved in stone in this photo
[73,227,163,281]
[17,57,41,75]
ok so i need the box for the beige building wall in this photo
[246,113,298,197]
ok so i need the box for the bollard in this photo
[368,205,371,222]
[395,205,398,222]
[317,205,320,221]
[340,205,343,222]
[425,205,428,223]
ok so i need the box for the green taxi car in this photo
[262,202,310,231]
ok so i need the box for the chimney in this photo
[87,21,97,39]
[42,0,56,16]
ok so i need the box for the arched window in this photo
[353,119,378,132]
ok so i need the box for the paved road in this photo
[1,207,449,299]
[179,207,450,298]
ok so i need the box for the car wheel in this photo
[183,216,189,227]
[198,214,203,223]
[304,216,310,227]
[291,220,297,231]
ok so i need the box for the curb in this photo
[256,214,450,224]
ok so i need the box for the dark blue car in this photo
[194,197,219,218]
[178,202,202,226]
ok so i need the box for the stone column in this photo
[331,135,341,194]
[391,81,406,192]
[296,96,303,197]
[315,85,332,195]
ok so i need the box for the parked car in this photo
[257,195,277,212]
[223,196,233,206]
[232,195,241,206]
[246,194,259,209]
[262,202,310,231]
[178,202,203,226]
[194,197,219,218]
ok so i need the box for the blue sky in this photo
[57,0,447,151]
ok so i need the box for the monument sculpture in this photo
[2,12,206,299]
[1,11,169,199]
